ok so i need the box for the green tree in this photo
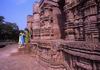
[0,16,19,42]
[0,16,5,24]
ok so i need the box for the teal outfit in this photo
[19,33,25,45]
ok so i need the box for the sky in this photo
[0,0,38,30]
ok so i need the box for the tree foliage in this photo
[0,16,5,23]
[0,16,19,42]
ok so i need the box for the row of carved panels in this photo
[66,7,97,21]
[64,0,95,8]
[66,16,97,26]
[62,48,100,70]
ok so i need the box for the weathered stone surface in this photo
[27,0,100,70]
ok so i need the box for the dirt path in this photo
[0,44,65,70]
[0,44,18,58]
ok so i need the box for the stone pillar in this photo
[27,15,33,32]
[93,61,97,70]
[52,7,61,39]
[97,0,100,42]
[83,0,99,42]
[32,3,41,40]
[32,13,40,40]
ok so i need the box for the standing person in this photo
[24,28,30,52]
[18,32,25,48]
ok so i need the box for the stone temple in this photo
[27,0,100,70]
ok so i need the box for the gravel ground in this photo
[0,44,66,70]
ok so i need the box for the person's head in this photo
[25,28,29,31]
[19,30,25,35]
[24,28,29,33]
[20,32,23,36]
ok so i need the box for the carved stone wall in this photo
[27,3,41,40]
[60,41,100,70]
[64,0,99,42]
[27,0,100,70]
[27,0,62,40]
[27,0,100,41]
[39,0,61,39]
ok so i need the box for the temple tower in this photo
[39,0,61,39]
